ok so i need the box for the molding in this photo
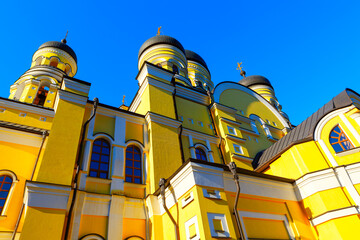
[175,84,210,105]
[211,103,237,115]
[182,127,220,145]
[339,113,360,144]
[226,134,246,143]
[336,147,360,157]
[220,117,242,127]
[62,77,90,95]
[0,98,54,117]
[0,127,43,147]
[136,62,174,87]
[185,215,200,240]
[235,114,253,124]
[56,89,88,106]
[311,206,359,226]
[238,211,295,240]
[174,74,192,86]
[231,153,253,163]
[145,112,181,129]
[24,182,71,210]
[213,82,290,128]
[207,213,230,238]
[33,48,77,73]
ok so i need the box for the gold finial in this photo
[237,62,246,77]
[61,30,69,44]
[157,26,162,35]
[122,95,125,105]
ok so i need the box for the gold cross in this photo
[157,26,162,35]
[236,62,243,72]
[122,95,125,105]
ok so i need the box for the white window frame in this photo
[207,213,230,238]
[227,126,236,135]
[233,144,243,154]
[0,170,18,217]
[185,215,200,240]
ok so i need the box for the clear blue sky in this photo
[1,0,359,125]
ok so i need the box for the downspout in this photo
[171,78,185,163]
[12,130,48,240]
[159,178,179,240]
[228,162,245,240]
[63,97,99,240]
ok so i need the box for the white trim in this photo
[136,62,174,87]
[226,134,246,144]
[0,171,18,216]
[175,84,210,105]
[203,188,221,199]
[182,128,220,145]
[81,234,104,240]
[227,126,236,135]
[0,127,43,147]
[336,147,360,157]
[238,211,295,240]
[314,106,354,141]
[207,213,230,238]
[334,166,360,207]
[339,113,360,144]
[213,82,290,128]
[33,48,77,72]
[145,112,181,129]
[129,79,148,112]
[0,98,54,117]
[311,206,359,226]
[56,89,88,106]
[210,103,237,115]
[231,153,253,163]
[62,77,90,95]
[318,139,338,166]
[185,215,200,240]
[182,191,194,208]
[24,182,71,210]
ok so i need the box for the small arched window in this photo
[195,147,207,161]
[0,175,13,214]
[89,139,110,179]
[49,57,59,68]
[173,64,179,74]
[125,145,142,184]
[35,56,43,66]
[329,125,354,153]
[65,64,72,75]
[33,86,49,106]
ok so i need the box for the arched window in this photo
[173,64,179,74]
[329,125,354,153]
[35,56,43,66]
[65,64,72,75]
[125,145,142,184]
[195,147,207,161]
[33,86,49,106]
[89,139,110,179]
[49,57,59,68]
[0,175,13,214]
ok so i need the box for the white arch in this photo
[80,234,104,240]
[0,170,18,216]
[213,82,290,128]
[194,143,210,161]
[93,133,115,145]
[125,140,146,184]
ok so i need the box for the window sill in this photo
[335,147,360,157]
[0,215,7,220]
[86,176,112,184]
[124,182,146,188]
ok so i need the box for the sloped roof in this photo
[253,89,360,171]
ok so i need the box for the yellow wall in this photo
[94,114,115,139]
[78,215,108,239]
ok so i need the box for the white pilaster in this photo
[70,191,86,240]
[111,146,125,194]
[205,139,214,163]
[107,195,126,240]
[114,116,126,145]
[189,135,196,158]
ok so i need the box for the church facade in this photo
[1,35,360,240]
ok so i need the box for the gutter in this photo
[171,78,185,163]
[159,178,179,240]
[12,130,49,240]
[63,97,99,240]
[228,162,245,240]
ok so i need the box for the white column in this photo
[341,113,360,144]
[107,195,126,240]
[188,135,196,158]
[205,139,215,163]
[335,167,360,207]
[114,116,126,145]
[70,191,86,240]
[81,140,92,171]
[87,117,95,139]
[111,146,125,194]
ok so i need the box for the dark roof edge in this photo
[87,100,145,118]
[0,120,47,135]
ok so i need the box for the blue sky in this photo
[1,0,359,125]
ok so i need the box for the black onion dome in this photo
[38,41,77,63]
[138,35,185,58]
[185,50,210,73]
[239,75,272,88]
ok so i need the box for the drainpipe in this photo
[228,162,245,240]
[12,130,48,240]
[159,178,179,240]
[63,97,99,240]
[171,78,185,163]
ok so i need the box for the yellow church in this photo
[1,34,360,240]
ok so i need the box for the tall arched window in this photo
[89,139,110,179]
[195,147,207,161]
[125,145,142,184]
[329,125,354,153]
[33,85,49,106]
[0,175,13,214]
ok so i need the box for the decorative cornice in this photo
[226,134,247,143]
[0,97,54,117]
[62,77,90,96]
[231,153,253,163]
[145,112,181,129]
[182,127,220,144]
[175,84,210,105]
[56,89,88,106]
